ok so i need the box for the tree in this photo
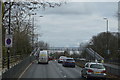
[37,41,49,50]
[88,32,118,59]
[2,1,66,56]
[64,49,70,57]
[2,1,67,67]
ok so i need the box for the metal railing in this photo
[2,54,28,69]
[86,48,104,60]
[2,55,35,78]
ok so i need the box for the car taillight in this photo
[101,70,106,73]
[87,69,93,72]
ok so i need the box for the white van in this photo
[38,50,49,64]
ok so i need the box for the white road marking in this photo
[18,62,32,79]
[64,75,67,78]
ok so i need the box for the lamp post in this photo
[118,6,120,56]
[103,17,109,54]
[29,13,43,50]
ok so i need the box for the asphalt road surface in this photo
[21,60,83,79]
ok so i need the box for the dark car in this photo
[62,58,75,67]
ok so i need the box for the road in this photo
[21,60,83,79]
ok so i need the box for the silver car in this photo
[81,62,106,79]
[58,56,67,63]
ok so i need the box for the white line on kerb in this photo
[18,62,32,79]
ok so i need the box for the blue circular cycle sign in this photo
[6,38,11,45]
[5,35,12,47]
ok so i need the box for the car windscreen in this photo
[90,64,105,69]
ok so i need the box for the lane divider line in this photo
[64,75,67,78]
[18,62,33,79]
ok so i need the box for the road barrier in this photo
[2,55,35,78]
[104,64,120,77]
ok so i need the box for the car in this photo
[58,56,67,63]
[37,50,49,64]
[62,57,75,67]
[79,58,86,61]
[48,56,54,61]
[81,62,106,79]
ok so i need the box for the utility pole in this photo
[106,19,109,54]
[118,3,120,68]
[118,1,120,53]
[103,17,109,55]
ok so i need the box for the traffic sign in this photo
[5,35,12,47]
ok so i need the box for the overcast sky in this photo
[34,2,118,47]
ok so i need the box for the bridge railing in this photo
[86,48,104,60]
[89,48,104,60]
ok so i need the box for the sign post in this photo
[5,34,12,69]
[6,2,11,69]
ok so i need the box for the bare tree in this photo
[88,32,118,59]
[2,1,67,68]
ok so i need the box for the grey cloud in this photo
[37,2,93,15]
[37,2,117,17]
[35,2,118,47]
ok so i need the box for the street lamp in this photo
[103,17,109,54]
[29,14,43,49]
[103,17,109,33]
